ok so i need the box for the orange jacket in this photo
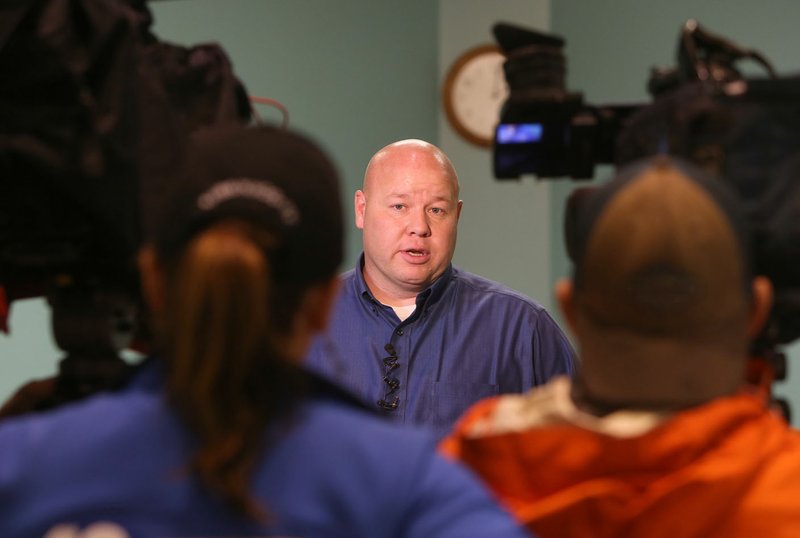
[441,385,800,538]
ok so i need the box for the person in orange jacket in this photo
[441,155,800,538]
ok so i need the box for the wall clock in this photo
[442,44,508,148]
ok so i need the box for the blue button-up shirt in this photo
[305,257,575,439]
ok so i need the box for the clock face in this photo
[443,45,509,147]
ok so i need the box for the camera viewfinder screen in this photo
[496,123,543,144]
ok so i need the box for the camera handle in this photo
[679,19,777,83]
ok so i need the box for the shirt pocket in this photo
[431,381,499,428]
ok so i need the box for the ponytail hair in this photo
[160,220,306,519]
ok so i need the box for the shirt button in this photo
[396,328,404,336]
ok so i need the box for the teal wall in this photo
[549,0,800,418]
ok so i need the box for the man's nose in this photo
[407,208,431,237]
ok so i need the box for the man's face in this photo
[355,145,462,302]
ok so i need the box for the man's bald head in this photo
[355,139,463,304]
[363,139,459,196]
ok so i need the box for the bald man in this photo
[442,156,800,537]
[304,139,574,439]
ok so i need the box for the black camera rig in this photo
[492,20,800,418]
[491,20,786,181]
[0,0,251,414]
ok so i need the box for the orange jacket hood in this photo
[442,383,800,538]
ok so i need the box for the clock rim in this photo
[442,44,504,148]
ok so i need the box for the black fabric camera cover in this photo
[616,77,800,344]
[0,0,250,298]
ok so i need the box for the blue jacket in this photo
[0,361,530,538]
[305,259,575,439]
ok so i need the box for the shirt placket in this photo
[385,320,412,421]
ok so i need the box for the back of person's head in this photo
[560,155,772,413]
[139,124,343,518]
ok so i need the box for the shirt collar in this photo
[355,252,454,312]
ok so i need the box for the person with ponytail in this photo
[0,125,530,538]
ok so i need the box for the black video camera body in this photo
[491,20,800,349]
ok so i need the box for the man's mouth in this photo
[401,248,431,262]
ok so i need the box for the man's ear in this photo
[354,190,366,230]
[456,199,463,220]
[748,276,774,339]
[555,278,577,336]
[137,246,165,315]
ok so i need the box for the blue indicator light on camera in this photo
[496,123,543,144]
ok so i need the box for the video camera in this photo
[492,20,788,178]
[492,20,800,345]
[0,0,251,414]
[492,20,800,416]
